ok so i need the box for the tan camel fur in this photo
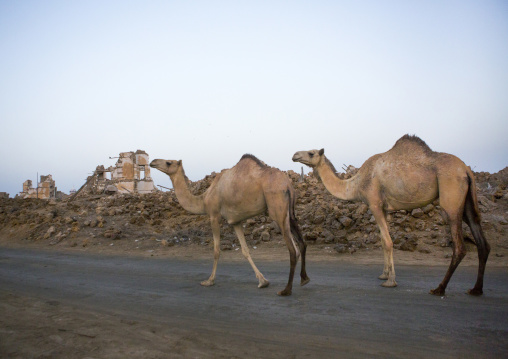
[293,134,490,296]
[150,154,310,296]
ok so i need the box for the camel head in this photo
[149,159,182,176]
[292,149,325,168]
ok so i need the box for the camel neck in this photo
[169,167,206,215]
[315,157,359,201]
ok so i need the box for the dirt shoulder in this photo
[1,233,507,268]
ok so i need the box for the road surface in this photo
[1,247,507,358]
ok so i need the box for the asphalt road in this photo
[1,247,507,358]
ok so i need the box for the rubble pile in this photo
[1,168,507,256]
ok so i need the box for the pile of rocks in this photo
[1,167,507,255]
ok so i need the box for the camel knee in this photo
[453,243,466,259]
[241,247,251,259]
[449,246,466,268]
[483,240,491,258]
[288,248,298,266]
[294,250,301,261]
[381,239,393,253]
[289,237,301,259]
[454,250,466,264]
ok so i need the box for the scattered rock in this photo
[220,240,233,250]
[355,203,369,216]
[260,230,271,242]
[422,204,434,214]
[312,214,325,225]
[43,226,56,240]
[104,228,122,239]
[334,244,348,253]
[411,208,424,218]
[339,216,353,228]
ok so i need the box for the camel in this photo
[292,134,490,296]
[150,154,310,296]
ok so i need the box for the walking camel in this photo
[150,154,310,296]
[293,134,490,296]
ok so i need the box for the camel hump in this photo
[239,154,268,168]
[392,134,433,153]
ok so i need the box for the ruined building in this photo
[73,150,157,198]
[19,175,57,199]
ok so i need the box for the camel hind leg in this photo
[429,212,466,296]
[430,179,468,296]
[233,224,269,289]
[291,217,310,287]
[277,217,298,296]
[462,177,490,296]
[266,190,300,296]
[288,191,310,286]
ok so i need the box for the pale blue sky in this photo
[1,1,507,197]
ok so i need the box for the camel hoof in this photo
[301,277,310,286]
[378,273,389,280]
[429,287,445,296]
[467,288,483,296]
[200,279,215,287]
[258,278,270,288]
[381,280,397,288]
[277,289,292,296]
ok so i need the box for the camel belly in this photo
[220,197,267,224]
[381,176,438,211]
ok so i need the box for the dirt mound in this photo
[1,168,507,258]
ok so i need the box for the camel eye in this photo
[309,152,314,158]
[166,161,172,166]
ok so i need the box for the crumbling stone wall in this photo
[110,150,155,194]
[19,175,57,199]
[73,150,157,197]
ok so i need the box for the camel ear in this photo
[319,148,324,156]
[178,160,182,166]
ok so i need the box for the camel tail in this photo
[464,171,489,249]
[463,170,486,245]
[465,170,482,223]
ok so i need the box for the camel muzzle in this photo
[292,154,302,162]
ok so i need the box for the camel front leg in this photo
[201,217,221,287]
[233,224,269,288]
[371,206,397,287]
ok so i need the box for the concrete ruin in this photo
[72,150,157,198]
[19,175,57,199]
